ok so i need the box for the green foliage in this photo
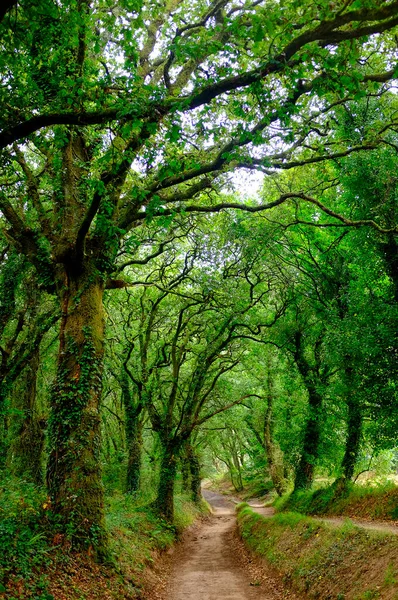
[237,504,398,600]
[0,478,52,599]
[383,563,397,587]
[106,490,208,579]
[275,486,340,516]
[0,474,207,598]
[275,482,398,521]
[1,0,398,589]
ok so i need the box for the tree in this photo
[119,362,145,494]
[7,347,44,486]
[0,1,17,24]
[115,217,286,518]
[258,176,398,490]
[0,250,57,473]
[1,0,397,544]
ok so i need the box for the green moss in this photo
[355,590,380,600]
[383,564,397,586]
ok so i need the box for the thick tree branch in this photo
[132,192,398,235]
[1,3,397,150]
[245,143,379,171]
[193,393,263,429]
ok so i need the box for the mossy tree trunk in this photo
[47,262,106,549]
[293,331,325,492]
[189,445,202,503]
[181,450,191,493]
[337,367,363,486]
[263,357,288,496]
[126,416,144,494]
[341,400,362,479]
[120,367,144,494]
[8,347,44,485]
[154,440,179,521]
[0,252,26,470]
[294,387,322,491]
[181,442,201,502]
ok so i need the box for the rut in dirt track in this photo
[165,490,297,600]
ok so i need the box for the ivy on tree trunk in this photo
[47,264,106,550]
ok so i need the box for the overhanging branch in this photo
[1,2,397,150]
[133,193,398,235]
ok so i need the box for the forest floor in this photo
[157,489,398,600]
[161,490,304,600]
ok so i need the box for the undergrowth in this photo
[0,478,51,600]
[274,481,398,520]
[208,471,274,500]
[237,504,398,600]
[0,478,208,600]
[107,491,209,585]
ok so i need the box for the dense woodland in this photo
[0,0,398,578]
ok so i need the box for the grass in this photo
[237,504,398,600]
[274,481,398,521]
[207,471,274,501]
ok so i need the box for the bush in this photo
[0,478,52,599]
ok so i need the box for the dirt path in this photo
[162,490,398,600]
[165,490,300,600]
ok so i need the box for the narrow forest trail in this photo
[162,489,398,600]
[164,490,301,600]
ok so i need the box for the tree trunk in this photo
[154,442,178,521]
[228,440,244,492]
[293,331,324,492]
[47,264,106,550]
[126,418,144,494]
[181,451,191,493]
[190,449,201,503]
[264,359,288,496]
[8,347,44,485]
[340,399,362,483]
[294,385,322,491]
[185,443,201,502]
[331,363,363,495]
[120,369,144,494]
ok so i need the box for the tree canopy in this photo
[0,0,397,554]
